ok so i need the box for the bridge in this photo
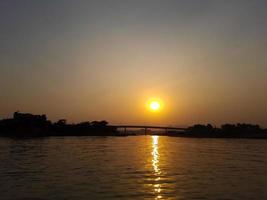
[110,125,187,134]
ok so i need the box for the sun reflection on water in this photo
[152,135,162,199]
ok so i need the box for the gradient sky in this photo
[0,0,266,126]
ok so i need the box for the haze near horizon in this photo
[0,0,266,127]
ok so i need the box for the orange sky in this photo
[0,1,266,127]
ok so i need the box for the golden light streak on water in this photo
[152,135,162,199]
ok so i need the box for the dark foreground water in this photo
[0,136,267,200]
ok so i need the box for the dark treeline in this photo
[0,112,118,137]
[170,123,267,139]
[0,112,266,138]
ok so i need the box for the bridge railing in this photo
[109,125,187,134]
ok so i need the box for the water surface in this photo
[1,136,267,199]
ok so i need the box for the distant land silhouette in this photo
[0,112,266,138]
[0,112,117,137]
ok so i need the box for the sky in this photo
[0,0,267,127]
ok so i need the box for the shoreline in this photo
[1,112,267,139]
[1,133,267,139]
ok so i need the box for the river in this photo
[1,136,267,199]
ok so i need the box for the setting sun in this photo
[146,98,163,113]
[150,101,160,111]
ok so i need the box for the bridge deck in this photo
[110,125,186,131]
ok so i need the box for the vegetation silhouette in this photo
[169,123,267,139]
[0,112,266,138]
[0,112,117,137]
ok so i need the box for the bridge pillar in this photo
[145,128,147,135]
[124,127,126,134]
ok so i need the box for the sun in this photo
[146,98,163,113]
[150,101,160,111]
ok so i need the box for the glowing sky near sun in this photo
[0,1,266,126]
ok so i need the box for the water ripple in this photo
[0,136,267,199]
